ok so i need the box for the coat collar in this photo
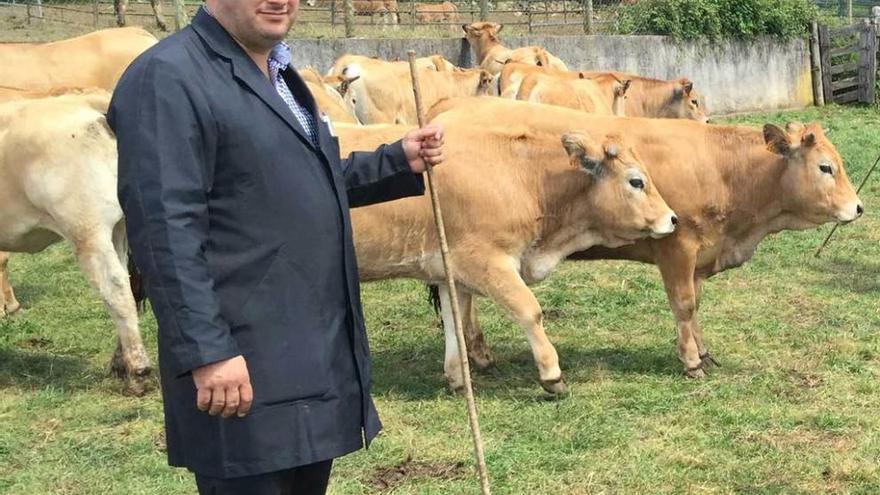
[190,8,316,151]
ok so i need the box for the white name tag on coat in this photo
[320,113,336,138]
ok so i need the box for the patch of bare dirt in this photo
[370,455,467,491]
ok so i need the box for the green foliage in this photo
[618,0,819,40]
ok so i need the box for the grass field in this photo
[1,104,879,494]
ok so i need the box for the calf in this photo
[339,123,677,393]
[0,93,151,394]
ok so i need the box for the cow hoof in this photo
[123,365,153,397]
[1,301,21,317]
[125,375,149,397]
[540,377,567,396]
[700,353,721,370]
[468,352,495,371]
[685,367,706,379]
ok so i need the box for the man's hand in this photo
[402,124,444,174]
[192,355,254,418]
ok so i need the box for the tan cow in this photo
[307,0,399,25]
[327,54,456,79]
[0,27,157,94]
[298,67,361,124]
[498,61,583,98]
[429,97,863,379]
[585,72,710,122]
[335,63,494,124]
[114,0,167,31]
[339,124,677,393]
[516,71,631,116]
[415,1,460,25]
[0,93,151,394]
[462,21,568,75]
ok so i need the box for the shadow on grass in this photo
[0,347,96,391]
[811,257,880,294]
[3,281,48,310]
[370,341,676,401]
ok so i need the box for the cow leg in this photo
[115,0,126,27]
[437,284,469,392]
[691,276,719,370]
[656,244,703,377]
[70,227,151,395]
[0,252,21,317]
[457,255,565,395]
[462,292,494,370]
[150,0,168,31]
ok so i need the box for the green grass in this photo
[2,104,880,494]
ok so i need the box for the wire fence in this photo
[0,0,629,41]
[813,0,880,21]
[6,1,876,42]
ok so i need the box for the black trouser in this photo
[195,460,333,495]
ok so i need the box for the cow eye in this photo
[629,178,645,189]
[691,99,699,106]
[819,164,833,175]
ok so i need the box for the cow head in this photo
[764,122,863,225]
[561,132,678,242]
[477,70,496,96]
[670,79,709,123]
[462,21,503,43]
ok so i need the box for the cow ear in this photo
[562,132,603,175]
[802,132,817,148]
[338,75,360,96]
[763,124,791,156]
[462,23,470,34]
[495,23,504,34]
[682,80,694,95]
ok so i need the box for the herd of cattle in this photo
[0,23,864,396]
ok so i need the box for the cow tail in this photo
[426,283,441,315]
[128,255,147,312]
[113,220,147,312]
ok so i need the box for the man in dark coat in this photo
[108,0,444,492]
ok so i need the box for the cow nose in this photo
[857,204,864,216]
[671,215,679,226]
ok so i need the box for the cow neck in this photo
[625,78,675,118]
[531,157,607,256]
[474,37,504,68]
[707,131,804,273]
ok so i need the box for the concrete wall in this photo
[290,35,814,116]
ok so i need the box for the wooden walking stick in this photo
[406,50,491,495]
[815,152,879,258]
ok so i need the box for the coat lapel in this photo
[190,8,316,152]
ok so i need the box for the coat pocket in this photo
[231,248,331,406]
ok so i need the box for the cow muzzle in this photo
[649,213,678,239]
[836,201,864,224]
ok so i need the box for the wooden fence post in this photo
[810,21,825,106]
[93,0,99,28]
[344,0,354,37]
[173,0,188,30]
[858,19,877,103]
[818,24,833,103]
[583,0,593,34]
[480,0,488,22]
